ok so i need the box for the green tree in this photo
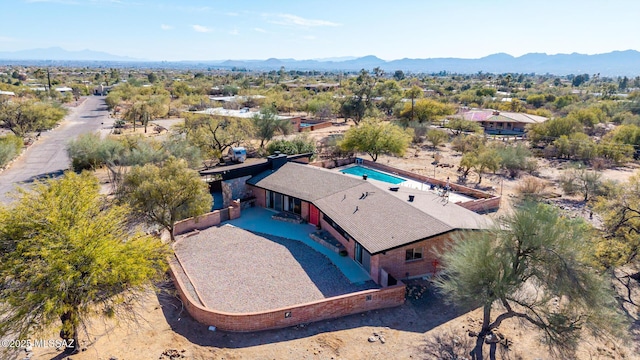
[0,172,170,355]
[179,114,253,162]
[340,69,379,125]
[559,166,603,201]
[425,128,448,149]
[253,106,293,148]
[404,85,423,122]
[445,118,483,135]
[399,98,455,124]
[267,135,316,156]
[593,175,640,268]
[340,118,413,162]
[0,99,67,138]
[119,158,212,240]
[434,202,625,359]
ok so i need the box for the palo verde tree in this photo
[179,113,253,162]
[434,202,625,359]
[252,105,293,148]
[118,157,212,240]
[340,117,413,162]
[593,175,640,269]
[0,98,66,138]
[0,172,170,355]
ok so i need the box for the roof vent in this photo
[408,195,415,202]
[492,110,500,115]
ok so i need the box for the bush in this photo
[0,134,23,167]
[267,135,316,156]
[67,133,107,171]
[516,176,548,199]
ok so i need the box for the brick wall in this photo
[250,186,266,207]
[173,200,241,236]
[320,215,355,257]
[375,232,454,281]
[301,201,310,222]
[169,261,405,332]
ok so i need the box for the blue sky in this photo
[2,0,640,61]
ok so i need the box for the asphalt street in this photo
[0,96,113,203]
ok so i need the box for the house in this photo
[245,160,491,286]
[193,107,301,130]
[450,109,548,134]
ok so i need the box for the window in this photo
[405,247,423,261]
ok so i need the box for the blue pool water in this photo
[341,165,405,184]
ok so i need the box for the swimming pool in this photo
[341,165,405,184]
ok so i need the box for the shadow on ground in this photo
[157,279,469,349]
[18,170,66,184]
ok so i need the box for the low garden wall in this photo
[173,200,241,236]
[168,259,406,332]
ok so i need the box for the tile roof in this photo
[249,162,491,254]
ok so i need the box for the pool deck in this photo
[226,207,372,283]
[336,164,474,203]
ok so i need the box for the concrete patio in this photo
[226,207,371,283]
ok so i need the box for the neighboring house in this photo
[245,160,491,286]
[451,109,548,134]
[193,107,301,130]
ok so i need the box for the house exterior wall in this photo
[373,232,455,281]
[301,201,310,222]
[250,186,266,207]
[320,215,355,257]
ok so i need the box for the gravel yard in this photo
[174,224,378,313]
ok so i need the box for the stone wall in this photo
[173,200,241,236]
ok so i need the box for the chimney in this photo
[267,152,288,170]
[408,195,415,202]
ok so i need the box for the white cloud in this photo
[229,29,239,36]
[0,36,17,42]
[192,25,213,33]
[254,28,267,33]
[267,13,340,27]
[160,24,173,30]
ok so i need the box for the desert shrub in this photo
[0,134,23,167]
[451,134,484,154]
[267,135,316,156]
[516,176,548,200]
[67,133,108,171]
[496,143,536,178]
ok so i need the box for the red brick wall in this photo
[169,261,405,332]
[320,215,355,257]
[250,186,266,207]
[301,201,310,222]
[375,232,455,281]
[173,201,242,236]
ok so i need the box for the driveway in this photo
[0,96,114,203]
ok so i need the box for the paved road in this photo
[0,96,113,203]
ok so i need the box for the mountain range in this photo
[1,48,640,76]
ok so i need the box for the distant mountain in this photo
[2,48,640,75]
[0,47,140,61]
[206,50,640,76]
